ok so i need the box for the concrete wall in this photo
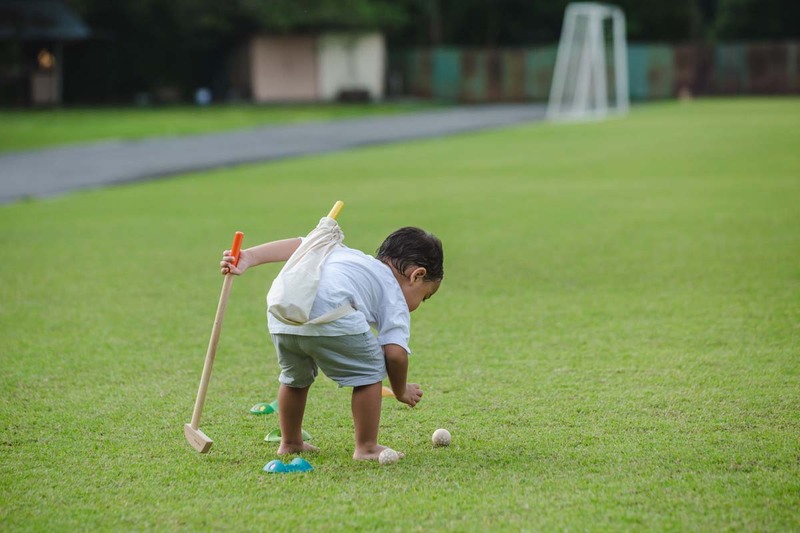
[317,33,385,100]
[236,33,385,103]
[250,36,318,102]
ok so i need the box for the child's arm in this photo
[220,238,301,276]
[384,344,423,407]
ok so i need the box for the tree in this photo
[714,0,800,40]
[386,0,709,47]
[60,0,797,103]
[65,0,409,99]
[239,0,407,33]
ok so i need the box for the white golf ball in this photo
[379,448,400,465]
[432,428,451,447]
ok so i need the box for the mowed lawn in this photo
[0,101,436,154]
[0,98,798,531]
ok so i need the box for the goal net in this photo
[547,2,629,121]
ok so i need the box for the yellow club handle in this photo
[327,200,344,219]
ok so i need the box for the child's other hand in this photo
[220,249,248,276]
[397,383,423,407]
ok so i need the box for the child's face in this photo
[401,267,441,312]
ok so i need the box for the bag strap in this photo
[304,304,355,325]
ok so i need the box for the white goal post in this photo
[547,2,629,120]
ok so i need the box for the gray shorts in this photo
[271,332,387,388]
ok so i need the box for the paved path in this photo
[0,104,546,204]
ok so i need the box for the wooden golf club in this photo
[184,231,244,453]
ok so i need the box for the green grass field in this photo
[1,98,798,531]
[0,102,435,154]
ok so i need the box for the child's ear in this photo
[409,267,427,283]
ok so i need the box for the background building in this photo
[229,33,385,102]
[0,0,90,106]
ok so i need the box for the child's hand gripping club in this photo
[184,231,244,453]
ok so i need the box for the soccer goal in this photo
[547,2,629,121]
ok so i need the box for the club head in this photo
[184,423,213,453]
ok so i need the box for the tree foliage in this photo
[713,0,800,40]
[60,0,798,101]
[239,0,407,33]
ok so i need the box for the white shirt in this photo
[267,246,412,353]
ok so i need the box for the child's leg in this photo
[351,381,388,460]
[277,383,319,455]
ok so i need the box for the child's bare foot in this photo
[277,442,319,455]
[353,444,405,461]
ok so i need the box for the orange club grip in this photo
[230,231,244,267]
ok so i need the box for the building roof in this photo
[0,0,90,41]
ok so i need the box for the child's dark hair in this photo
[376,227,444,281]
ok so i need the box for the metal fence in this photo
[389,41,800,102]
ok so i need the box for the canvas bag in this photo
[267,216,353,325]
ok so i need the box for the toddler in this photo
[220,226,443,460]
